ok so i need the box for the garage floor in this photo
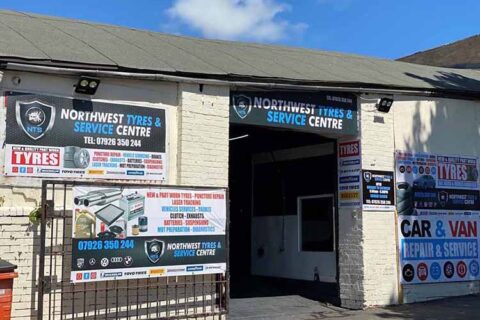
[230,275,338,303]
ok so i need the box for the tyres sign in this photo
[5,92,167,180]
[338,140,361,208]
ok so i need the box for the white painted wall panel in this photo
[251,215,336,282]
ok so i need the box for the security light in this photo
[376,98,394,113]
[75,77,100,95]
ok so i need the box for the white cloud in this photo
[166,0,307,42]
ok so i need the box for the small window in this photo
[298,195,334,252]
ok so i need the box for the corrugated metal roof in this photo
[2,10,480,95]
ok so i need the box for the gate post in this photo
[37,180,48,320]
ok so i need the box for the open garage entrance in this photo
[229,124,339,304]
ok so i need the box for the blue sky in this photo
[2,0,479,59]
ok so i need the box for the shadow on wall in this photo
[402,70,480,153]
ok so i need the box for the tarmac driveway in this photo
[229,294,480,320]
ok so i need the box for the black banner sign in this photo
[362,170,395,210]
[71,235,226,272]
[5,92,167,180]
[411,188,480,211]
[230,91,358,135]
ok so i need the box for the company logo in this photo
[430,262,442,280]
[470,260,479,277]
[149,268,166,275]
[363,171,372,183]
[90,272,97,280]
[186,265,204,272]
[438,191,449,207]
[232,95,252,119]
[457,261,467,278]
[341,159,360,166]
[339,176,360,184]
[110,257,123,264]
[205,265,224,270]
[89,258,96,266]
[76,273,83,281]
[145,239,165,264]
[340,191,360,200]
[100,258,109,268]
[16,101,55,140]
[338,141,359,158]
[444,261,455,278]
[124,256,134,267]
[402,264,414,282]
[76,258,85,269]
[417,263,428,281]
[100,272,123,279]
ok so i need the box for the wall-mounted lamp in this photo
[376,97,394,113]
[75,77,100,95]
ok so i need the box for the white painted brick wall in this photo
[338,206,364,309]
[177,84,230,187]
[360,98,398,307]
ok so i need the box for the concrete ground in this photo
[229,294,480,320]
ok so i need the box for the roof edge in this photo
[5,62,480,101]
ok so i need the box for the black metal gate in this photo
[38,180,229,320]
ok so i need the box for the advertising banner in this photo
[396,151,480,284]
[395,151,479,216]
[5,92,167,180]
[71,186,227,283]
[362,170,395,211]
[230,91,358,136]
[338,140,361,208]
[398,212,480,284]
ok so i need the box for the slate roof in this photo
[2,10,480,96]
[399,35,480,69]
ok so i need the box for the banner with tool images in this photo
[71,186,227,283]
[4,92,167,180]
[395,151,480,284]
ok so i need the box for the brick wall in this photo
[338,205,364,309]
[339,95,398,309]
[0,187,41,319]
[177,84,230,187]
[337,96,398,309]
[359,97,398,307]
